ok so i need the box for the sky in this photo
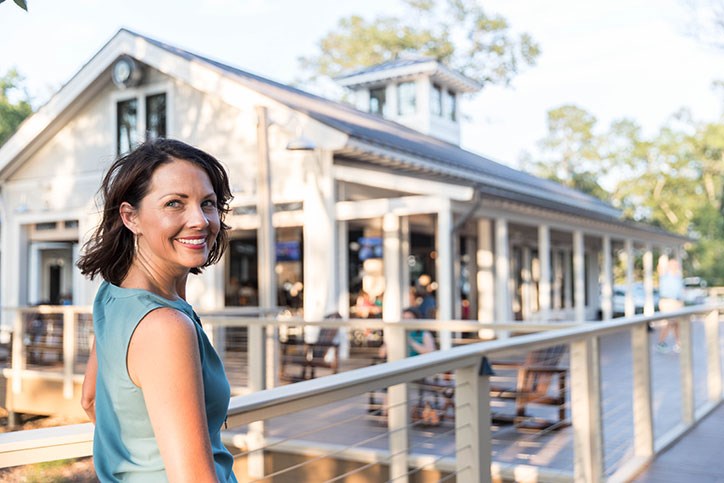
[1,0,722,167]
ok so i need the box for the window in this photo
[116,91,167,155]
[145,93,166,141]
[431,83,443,117]
[443,89,456,121]
[369,87,386,115]
[397,81,416,116]
[117,98,138,155]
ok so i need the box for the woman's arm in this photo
[127,308,218,482]
[81,340,97,422]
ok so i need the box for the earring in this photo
[133,233,139,253]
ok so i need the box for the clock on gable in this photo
[112,55,143,88]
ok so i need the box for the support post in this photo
[679,317,694,425]
[573,230,585,322]
[494,218,511,337]
[63,307,75,400]
[455,361,491,483]
[601,236,613,320]
[337,219,350,360]
[624,239,635,317]
[436,199,453,349]
[11,310,24,396]
[477,219,495,339]
[631,324,654,458]
[705,309,722,403]
[383,213,402,322]
[538,225,551,319]
[643,244,654,316]
[521,246,532,320]
[385,321,408,482]
[571,338,604,483]
[563,248,572,310]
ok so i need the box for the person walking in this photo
[656,257,685,354]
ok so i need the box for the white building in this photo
[0,29,687,340]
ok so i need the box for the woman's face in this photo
[128,158,220,275]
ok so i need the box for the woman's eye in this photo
[202,200,217,209]
[166,200,181,208]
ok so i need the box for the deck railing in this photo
[1,304,722,482]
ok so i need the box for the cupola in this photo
[335,57,481,145]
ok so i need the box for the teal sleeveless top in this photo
[92,281,237,482]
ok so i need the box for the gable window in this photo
[443,89,456,121]
[397,81,416,116]
[369,87,386,115]
[116,91,168,155]
[117,98,138,156]
[431,83,443,117]
[146,93,167,140]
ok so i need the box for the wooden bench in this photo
[280,328,340,381]
[489,344,569,430]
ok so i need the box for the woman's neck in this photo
[121,262,188,301]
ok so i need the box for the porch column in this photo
[495,217,512,337]
[400,216,411,310]
[256,105,277,315]
[643,243,655,316]
[563,248,573,310]
[538,225,551,320]
[28,243,41,305]
[477,219,495,339]
[624,239,635,317]
[573,230,585,322]
[383,213,402,322]
[521,246,533,320]
[587,249,600,321]
[465,234,478,321]
[436,199,453,349]
[382,212,408,483]
[601,236,613,320]
[553,250,563,310]
[303,149,337,324]
[337,219,350,360]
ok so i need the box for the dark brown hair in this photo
[77,138,232,285]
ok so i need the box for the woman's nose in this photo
[188,205,210,228]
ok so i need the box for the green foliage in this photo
[0,68,33,147]
[526,105,609,198]
[299,0,540,86]
[525,103,724,285]
[0,0,28,11]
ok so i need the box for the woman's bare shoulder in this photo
[128,307,199,386]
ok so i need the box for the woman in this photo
[78,139,237,481]
[404,307,435,357]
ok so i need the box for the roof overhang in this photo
[335,60,481,94]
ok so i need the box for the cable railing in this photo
[0,303,722,482]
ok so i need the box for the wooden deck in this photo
[633,402,724,482]
[221,319,724,479]
[1,317,722,480]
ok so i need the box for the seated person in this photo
[404,307,436,356]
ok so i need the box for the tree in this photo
[0,69,33,147]
[0,0,28,11]
[523,105,609,199]
[299,0,540,87]
[685,0,724,49]
[525,103,724,284]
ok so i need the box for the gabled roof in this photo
[134,30,621,222]
[1,29,623,225]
